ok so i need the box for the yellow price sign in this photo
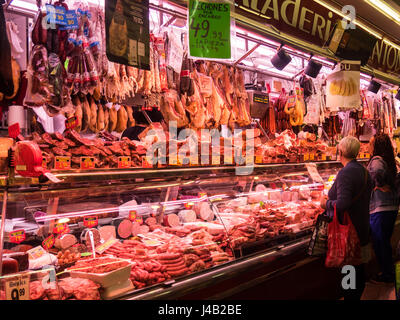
[80,157,95,170]
[118,156,131,169]
[5,275,30,300]
[309,153,315,161]
[303,153,310,161]
[54,156,71,170]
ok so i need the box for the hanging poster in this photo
[188,0,232,59]
[326,61,361,112]
[105,0,150,70]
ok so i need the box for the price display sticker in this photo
[184,202,195,209]
[83,216,98,228]
[321,154,327,161]
[142,156,153,168]
[53,223,69,235]
[95,238,119,254]
[27,246,47,260]
[9,229,26,244]
[188,0,231,59]
[365,153,371,159]
[255,155,263,164]
[309,153,315,161]
[80,157,95,170]
[303,153,310,161]
[212,155,220,165]
[60,10,79,30]
[54,156,71,170]
[5,275,30,300]
[42,234,55,251]
[118,156,131,169]
[65,116,78,130]
[306,163,324,184]
[128,210,137,222]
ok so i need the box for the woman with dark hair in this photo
[368,133,399,283]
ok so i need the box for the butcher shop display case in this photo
[0,161,345,300]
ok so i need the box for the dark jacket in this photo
[367,156,399,214]
[326,160,373,246]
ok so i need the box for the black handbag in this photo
[307,211,332,257]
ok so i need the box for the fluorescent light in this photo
[364,0,400,22]
[383,38,400,51]
[313,0,383,39]
[9,0,37,12]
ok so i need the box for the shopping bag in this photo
[307,212,331,257]
[325,204,362,268]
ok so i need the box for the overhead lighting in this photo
[383,38,400,51]
[313,0,383,39]
[364,0,400,22]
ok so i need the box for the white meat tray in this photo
[68,260,133,288]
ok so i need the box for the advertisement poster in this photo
[105,0,150,70]
[326,61,361,112]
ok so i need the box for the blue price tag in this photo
[46,5,66,26]
[60,10,78,30]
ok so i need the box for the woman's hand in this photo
[320,195,328,209]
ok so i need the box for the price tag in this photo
[5,275,30,300]
[84,216,98,228]
[42,234,55,250]
[65,116,78,130]
[27,246,47,260]
[255,155,263,164]
[309,153,315,161]
[54,156,71,170]
[306,163,324,184]
[46,5,66,26]
[142,156,153,168]
[80,157,95,170]
[9,229,26,244]
[365,153,370,158]
[128,210,137,222]
[184,202,194,209]
[188,0,231,59]
[303,153,310,161]
[212,155,220,165]
[118,156,131,168]
[53,223,69,235]
[59,10,78,30]
[136,217,143,225]
[198,192,207,199]
[42,157,47,169]
[321,154,327,161]
[95,238,119,254]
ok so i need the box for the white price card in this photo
[306,163,324,184]
[5,275,30,300]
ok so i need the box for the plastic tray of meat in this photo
[67,257,132,288]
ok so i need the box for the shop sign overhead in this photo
[235,0,400,76]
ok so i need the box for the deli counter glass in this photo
[0,161,343,300]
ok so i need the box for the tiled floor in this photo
[361,281,397,300]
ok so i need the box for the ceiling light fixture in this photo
[364,0,400,22]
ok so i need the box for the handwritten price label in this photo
[189,0,231,59]
[5,275,30,300]
[42,234,55,250]
[118,156,131,169]
[80,157,95,170]
[9,229,26,244]
[54,156,71,170]
[83,216,98,228]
